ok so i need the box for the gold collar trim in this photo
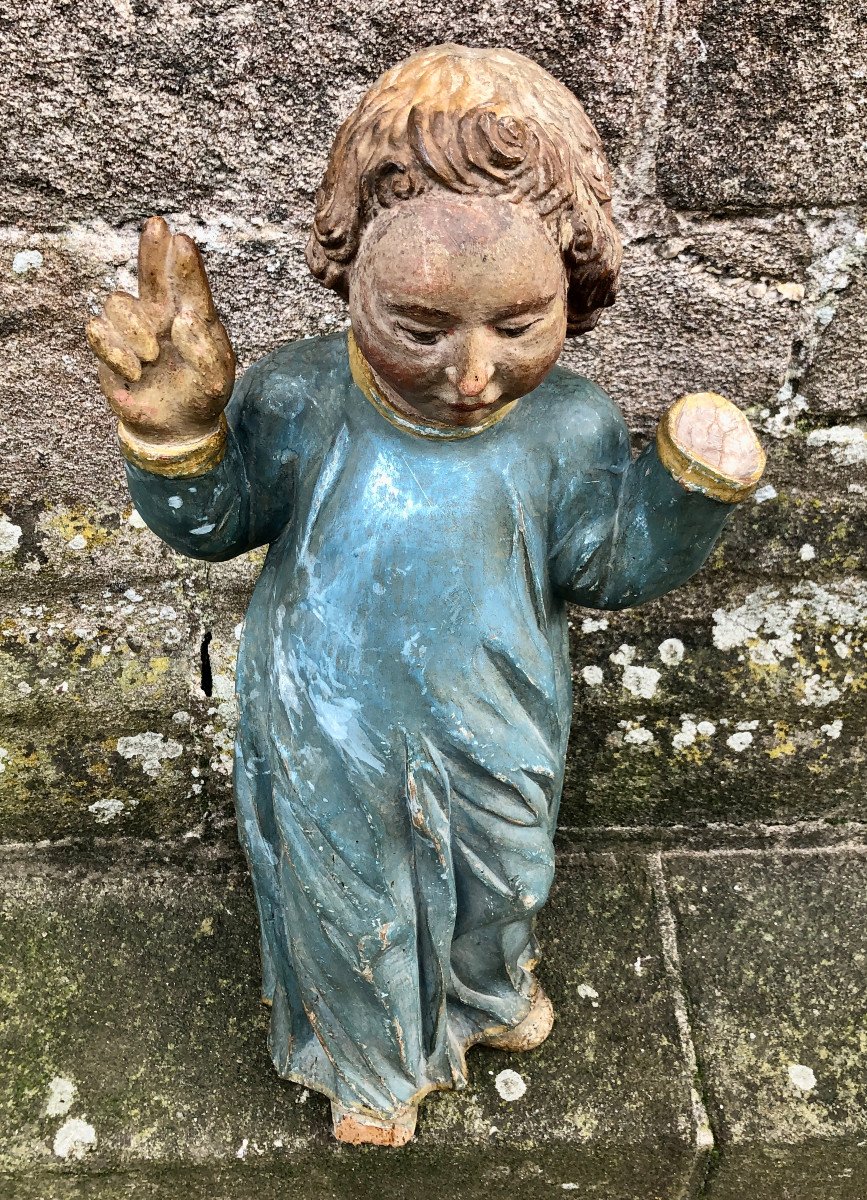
[347,329,517,441]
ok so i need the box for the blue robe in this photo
[126,331,733,1116]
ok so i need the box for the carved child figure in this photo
[86,46,765,1146]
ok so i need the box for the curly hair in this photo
[306,44,622,335]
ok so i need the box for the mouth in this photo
[450,399,496,413]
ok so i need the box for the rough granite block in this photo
[657,0,867,210]
[664,848,867,1199]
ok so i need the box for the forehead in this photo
[359,194,564,305]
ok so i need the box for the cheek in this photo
[354,320,440,393]
[500,321,566,391]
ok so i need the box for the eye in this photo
[398,325,443,346]
[495,321,537,339]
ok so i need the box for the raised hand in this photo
[86,216,235,449]
[658,392,766,502]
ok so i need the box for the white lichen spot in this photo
[66,534,87,551]
[624,726,654,745]
[658,638,685,666]
[87,798,126,824]
[581,665,604,687]
[753,484,778,504]
[820,719,843,740]
[788,1063,817,1092]
[235,1137,249,1159]
[127,509,147,529]
[123,588,143,603]
[621,665,661,699]
[726,731,753,752]
[799,543,816,562]
[12,249,44,274]
[581,617,609,633]
[576,983,599,1001]
[712,581,867,666]
[0,748,8,774]
[806,425,867,467]
[53,1117,96,1159]
[673,719,698,751]
[834,641,851,659]
[45,1076,77,1117]
[494,1069,527,1101]
[610,643,636,667]
[697,721,716,737]
[561,1185,581,1191]
[116,732,183,777]
[802,675,841,707]
[0,518,22,554]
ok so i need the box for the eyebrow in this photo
[386,294,559,325]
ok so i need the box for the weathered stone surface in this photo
[664,847,867,1198]
[561,242,802,435]
[1,0,655,230]
[657,0,867,210]
[0,852,706,1199]
[802,267,867,420]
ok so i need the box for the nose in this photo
[446,331,494,398]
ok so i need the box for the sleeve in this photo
[123,354,300,563]
[548,388,736,610]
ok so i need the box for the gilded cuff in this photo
[118,415,228,478]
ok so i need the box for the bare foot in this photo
[331,1101,418,1147]
[482,985,554,1052]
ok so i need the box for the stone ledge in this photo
[664,846,867,1199]
[0,852,707,1200]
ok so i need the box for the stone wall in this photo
[1,0,864,843]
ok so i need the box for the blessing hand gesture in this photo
[86,216,235,450]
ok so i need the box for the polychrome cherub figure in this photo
[86,45,764,1146]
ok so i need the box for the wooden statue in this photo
[85,45,765,1146]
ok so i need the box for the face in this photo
[348,193,568,427]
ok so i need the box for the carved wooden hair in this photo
[306,44,622,336]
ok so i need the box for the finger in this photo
[137,216,172,307]
[171,311,231,399]
[86,316,142,383]
[168,233,216,320]
[104,292,160,363]
[97,362,135,420]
